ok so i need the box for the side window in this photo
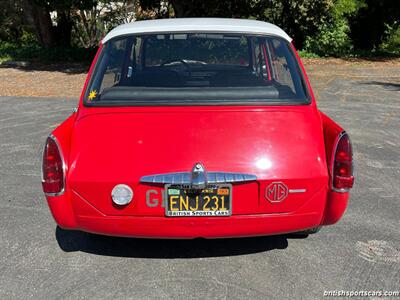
[268,39,296,92]
[100,39,127,92]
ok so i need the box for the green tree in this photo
[72,1,135,48]
[0,0,33,43]
[26,0,97,47]
[349,0,400,50]
[253,0,332,49]
[304,0,365,56]
[139,0,254,18]
[139,0,333,48]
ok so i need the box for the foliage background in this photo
[0,0,399,64]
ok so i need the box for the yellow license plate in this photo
[165,185,231,217]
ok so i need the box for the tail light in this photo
[332,133,354,191]
[42,135,65,195]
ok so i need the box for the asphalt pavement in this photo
[0,71,399,299]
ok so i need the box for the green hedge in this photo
[0,41,97,65]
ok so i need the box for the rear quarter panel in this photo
[319,111,350,225]
[319,111,344,180]
[45,113,77,229]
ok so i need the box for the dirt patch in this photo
[302,57,400,66]
[302,58,400,100]
[0,66,87,98]
[0,58,399,98]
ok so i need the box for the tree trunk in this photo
[170,0,196,17]
[169,0,185,17]
[54,10,73,46]
[28,3,56,47]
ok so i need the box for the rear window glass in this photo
[86,33,309,105]
[144,34,249,67]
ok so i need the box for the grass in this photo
[297,50,321,58]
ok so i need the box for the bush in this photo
[19,31,39,47]
[301,0,366,57]
[304,19,353,56]
[380,25,400,55]
[0,39,97,65]
[297,50,320,58]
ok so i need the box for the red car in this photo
[42,18,354,238]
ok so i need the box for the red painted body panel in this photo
[63,183,326,238]
[43,41,352,238]
[46,114,76,229]
[69,105,327,217]
[322,191,349,225]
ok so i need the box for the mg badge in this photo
[265,182,288,203]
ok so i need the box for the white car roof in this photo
[102,18,292,43]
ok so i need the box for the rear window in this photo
[85,33,309,106]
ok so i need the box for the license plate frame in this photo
[164,183,232,217]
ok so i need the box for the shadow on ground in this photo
[56,227,306,258]
[361,81,400,91]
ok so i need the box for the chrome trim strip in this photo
[41,134,66,197]
[288,189,306,193]
[332,187,351,193]
[140,172,257,185]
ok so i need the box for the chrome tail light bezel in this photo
[41,134,66,196]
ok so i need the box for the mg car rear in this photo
[42,18,354,238]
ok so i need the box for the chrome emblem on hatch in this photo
[191,162,207,189]
[265,182,307,203]
[140,164,257,186]
[265,182,288,203]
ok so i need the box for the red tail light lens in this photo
[333,133,354,191]
[42,136,65,195]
